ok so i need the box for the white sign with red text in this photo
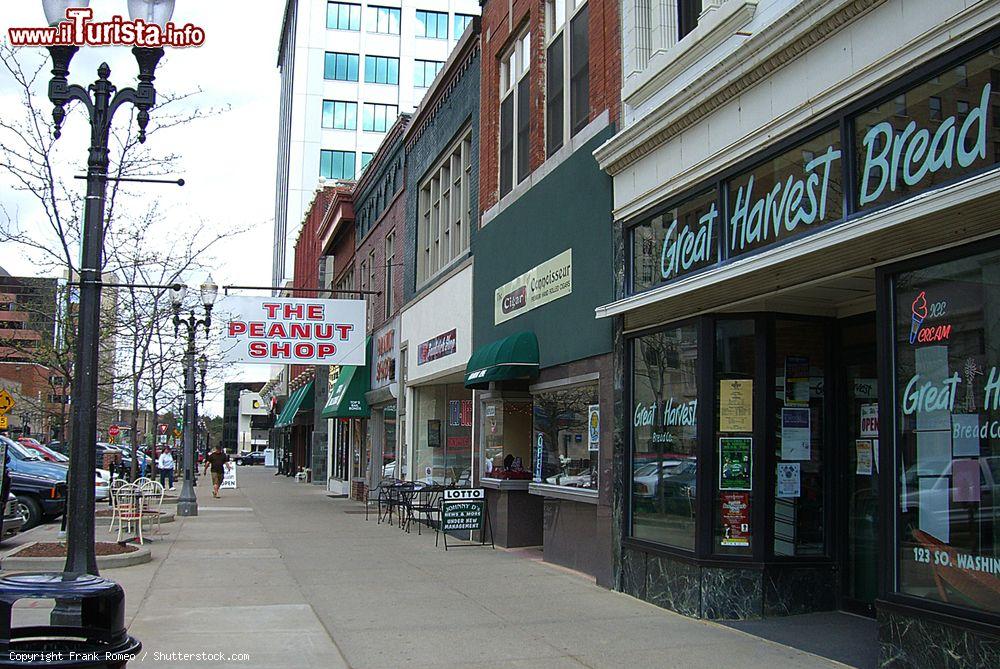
[218,297,366,366]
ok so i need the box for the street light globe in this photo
[200,276,219,308]
[170,283,188,308]
[127,0,176,28]
[197,354,208,374]
[42,0,91,27]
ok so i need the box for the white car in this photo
[95,469,111,501]
[633,460,687,499]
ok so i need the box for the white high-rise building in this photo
[273,0,480,285]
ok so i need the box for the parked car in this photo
[19,438,69,464]
[633,459,687,499]
[9,470,67,529]
[2,491,24,540]
[45,441,68,456]
[236,451,265,466]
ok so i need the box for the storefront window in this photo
[631,190,718,292]
[413,385,473,485]
[383,404,397,479]
[894,247,1000,614]
[482,397,533,480]
[854,49,1000,212]
[714,319,755,555]
[631,323,699,550]
[773,319,827,557]
[532,383,599,489]
[727,127,843,258]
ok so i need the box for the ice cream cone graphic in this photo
[910,291,928,344]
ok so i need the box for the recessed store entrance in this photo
[725,272,880,617]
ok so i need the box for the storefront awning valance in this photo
[464,331,539,389]
[322,364,370,419]
[274,381,314,428]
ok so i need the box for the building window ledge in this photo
[480,478,531,491]
[528,483,599,504]
[623,1,758,109]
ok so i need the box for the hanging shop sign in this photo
[720,492,750,547]
[628,45,1000,298]
[494,249,572,325]
[418,329,457,365]
[719,437,752,491]
[371,319,398,390]
[218,296,366,365]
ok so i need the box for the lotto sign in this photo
[217,296,366,365]
[442,488,486,532]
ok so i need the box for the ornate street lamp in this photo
[172,276,216,516]
[42,0,175,577]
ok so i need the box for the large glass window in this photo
[364,55,399,85]
[413,385,473,486]
[545,0,588,157]
[631,189,718,292]
[367,6,400,34]
[532,383,599,489]
[416,10,448,39]
[417,131,472,285]
[714,319,755,555]
[855,50,1000,212]
[320,149,356,180]
[362,103,398,132]
[414,59,444,88]
[453,13,474,40]
[894,247,1000,615]
[482,398,533,480]
[327,2,361,30]
[322,100,357,130]
[773,319,827,557]
[631,323,699,549]
[324,52,359,81]
[500,31,531,197]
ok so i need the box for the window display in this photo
[714,319,755,555]
[631,323,699,550]
[412,384,473,486]
[894,247,1000,614]
[481,397,533,480]
[531,383,599,489]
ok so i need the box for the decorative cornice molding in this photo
[595,0,887,175]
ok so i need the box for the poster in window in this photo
[777,462,800,497]
[860,403,879,438]
[720,492,750,547]
[460,400,473,427]
[448,400,462,427]
[719,379,753,432]
[784,356,810,405]
[427,419,442,448]
[588,404,600,452]
[719,437,752,491]
[855,439,873,476]
[780,407,811,460]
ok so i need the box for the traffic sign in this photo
[108,425,121,437]
[158,423,168,435]
[173,429,182,438]
[0,390,14,415]
[0,416,7,430]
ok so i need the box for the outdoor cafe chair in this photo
[113,483,144,545]
[407,485,442,538]
[136,478,166,534]
[364,478,393,523]
[106,479,129,533]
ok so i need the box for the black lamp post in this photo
[42,0,175,577]
[171,277,217,516]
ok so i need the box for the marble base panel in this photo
[878,606,1000,669]
[621,547,839,621]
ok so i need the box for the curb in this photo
[94,510,176,527]
[2,541,152,570]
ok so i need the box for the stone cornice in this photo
[594,0,888,175]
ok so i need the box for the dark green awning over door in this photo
[464,331,540,389]
[274,381,315,428]
[321,364,370,419]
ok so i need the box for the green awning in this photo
[322,364,370,419]
[274,381,315,428]
[464,331,539,389]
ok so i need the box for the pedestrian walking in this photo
[203,444,230,498]
[157,447,175,490]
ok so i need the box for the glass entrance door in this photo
[839,316,879,615]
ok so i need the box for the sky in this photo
[0,2,284,415]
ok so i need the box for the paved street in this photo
[3,469,853,668]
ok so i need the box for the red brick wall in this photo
[290,188,336,381]
[355,192,405,336]
[478,0,621,216]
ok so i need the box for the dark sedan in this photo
[236,451,264,466]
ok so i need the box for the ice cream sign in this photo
[909,291,952,345]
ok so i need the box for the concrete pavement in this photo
[3,468,855,668]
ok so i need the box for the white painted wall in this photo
[400,263,474,385]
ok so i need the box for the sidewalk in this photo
[6,469,854,668]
